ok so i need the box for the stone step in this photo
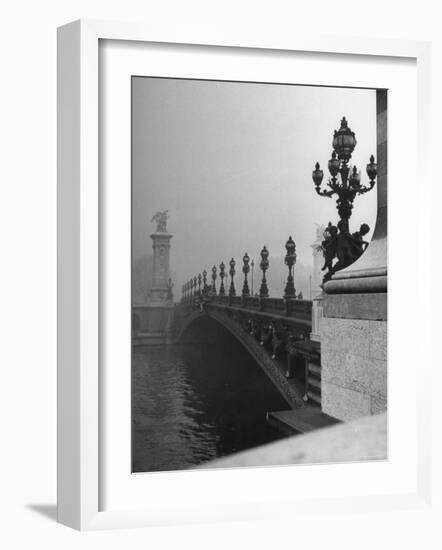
[308,363,321,377]
[308,376,321,390]
[266,407,340,436]
[307,390,321,405]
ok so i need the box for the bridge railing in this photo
[286,298,312,319]
[214,295,229,305]
[262,298,285,314]
[242,296,260,309]
[179,292,312,322]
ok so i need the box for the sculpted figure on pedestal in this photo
[320,221,370,283]
[151,210,169,232]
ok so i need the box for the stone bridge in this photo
[173,294,321,411]
[134,95,388,433]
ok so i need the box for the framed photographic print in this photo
[57,20,432,530]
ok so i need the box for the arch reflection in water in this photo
[132,320,288,473]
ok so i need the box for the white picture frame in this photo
[57,19,432,531]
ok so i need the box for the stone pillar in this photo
[310,224,326,299]
[319,90,387,422]
[149,231,173,305]
[132,229,175,345]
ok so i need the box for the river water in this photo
[132,324,288,472]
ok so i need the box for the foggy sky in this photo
[132,77,377,294]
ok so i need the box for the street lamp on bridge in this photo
[202,269,208,295]
[242,253,251,297]
[219,261,226,296]
[229,258,236,297]
[211,265,217,295]
[284,236,296,299]
[312,117,377,283]
[250,259,255,296]
[259,246,269,298]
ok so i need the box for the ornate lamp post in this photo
[259,246,269,298]
[242,253,250,297]
[251,259,255,296]
[284,236,297,299]
[219,261,226,296]
[202,269,208,295]
[193,276,197,300]
[211,265,217,295]
[229,258,236,297]
[197,273,202,296]
[312,117,377,282]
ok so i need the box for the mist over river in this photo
[132,320,288,472]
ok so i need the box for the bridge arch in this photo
[175,306,305,409]
[175,309,208,341]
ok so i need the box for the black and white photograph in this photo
[131,77,387,473]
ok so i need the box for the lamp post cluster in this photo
[312,117,377,283]
[181,238,303,301]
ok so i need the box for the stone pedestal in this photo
[132,304,174,345]
[149,231,173,305]
[319,90,388,422]
[133,230,174,345]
